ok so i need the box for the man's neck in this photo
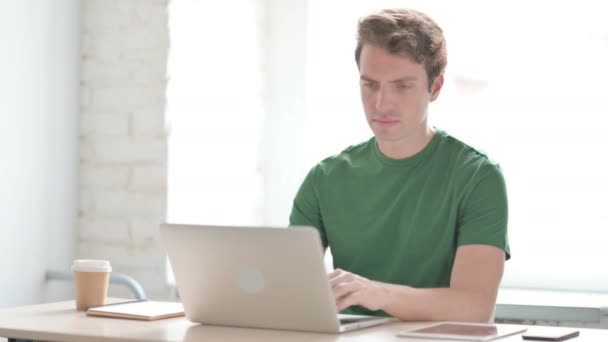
[377,126,436,160]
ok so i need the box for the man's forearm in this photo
[378,282,497,322]
[331,247,505,321]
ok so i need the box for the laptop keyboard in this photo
[339,316,380,324]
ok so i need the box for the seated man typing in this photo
[290,8,509,322]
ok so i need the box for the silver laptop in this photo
[160,223,391,333]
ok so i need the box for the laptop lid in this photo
[160,223,347,333]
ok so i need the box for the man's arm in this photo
[331,244,505,322]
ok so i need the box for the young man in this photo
[289,9,509,322]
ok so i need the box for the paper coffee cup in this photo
[72,259,112,311]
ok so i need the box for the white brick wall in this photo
[79,0,169,300]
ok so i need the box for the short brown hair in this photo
[355,9,447,91]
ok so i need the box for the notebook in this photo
[86,300,185,321]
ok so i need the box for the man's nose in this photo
[375,87,394,112]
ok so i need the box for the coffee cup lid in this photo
[71,259,112,272]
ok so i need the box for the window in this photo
[166,0,264,226]
[167,0,608,292]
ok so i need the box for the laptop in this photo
[160,223,392,333]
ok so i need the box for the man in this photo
[289,9,509,322]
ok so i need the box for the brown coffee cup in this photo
[71,260,112,311]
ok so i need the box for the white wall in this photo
[0,0,79,307]
[79,0,170,300]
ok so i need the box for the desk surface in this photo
[1,299,606,342]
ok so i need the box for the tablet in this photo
[397,322,527,341]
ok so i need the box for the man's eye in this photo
[363,82,377,89]
[396,84,412,90]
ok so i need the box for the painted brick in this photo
[79,218,129,243]
[92,136,167,164]
[82,59,131,83]
[130,165,167,191]
[92,190,166,217]
[79,0,170,301]
[77,241,132,265]
[90,190,130,217]
[79,189,94,216]
[91,84,166,113]
[129,217,163,244]
[81,164,129,189]
[80,112,129,136]
[80,84,92,109]
[77,240,165,270]
[79,137,95,162]
[117,246,166,271]
[82,58,167,86]
[131,107,167,137]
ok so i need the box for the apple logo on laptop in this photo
[234,265,265,294]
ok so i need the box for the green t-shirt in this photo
[289,128,510,317]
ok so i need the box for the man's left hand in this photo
[329,268,392,312]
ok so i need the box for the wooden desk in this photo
[1,300,605,342]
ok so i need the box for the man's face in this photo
[359,44,442,143]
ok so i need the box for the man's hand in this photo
[329,268,392,312]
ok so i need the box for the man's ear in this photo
[430,74,444,102]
